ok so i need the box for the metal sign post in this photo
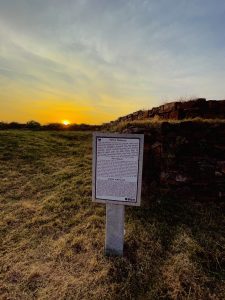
[92,132,144,256]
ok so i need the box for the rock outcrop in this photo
[107,98,225,126]
[121,122,225,204]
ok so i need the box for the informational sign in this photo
[92,132,144,206]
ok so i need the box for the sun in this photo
[62,120,71,126]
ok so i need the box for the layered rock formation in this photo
[121,122,225,204]
[104,98,225,203]
[108,98,225,126]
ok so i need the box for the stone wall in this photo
[122,122,225,204]
[108,99,225,126]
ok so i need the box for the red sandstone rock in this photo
[107,99,225,126]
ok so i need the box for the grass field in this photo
[0,130,224,299]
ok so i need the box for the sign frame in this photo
[92,132,144,207]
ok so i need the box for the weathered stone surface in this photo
[106,99,225,128]
[102,99,225,203]
[121,122,225,203]
[217,161,225,173]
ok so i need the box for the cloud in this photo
[0,0,225,123]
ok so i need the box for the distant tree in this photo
[68,123,79,131]
[67,123,102,131]
[26,120,41,130]
[43,123,63,131]
[8,122,25,129]
[0,122,8,130]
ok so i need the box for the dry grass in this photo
[0,130,224,299]
[109,118,225,132]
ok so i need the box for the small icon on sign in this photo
[98,138,101,141]
[125,197,135,201]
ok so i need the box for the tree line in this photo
[0,120,101,131]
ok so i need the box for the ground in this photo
[0,130,224,299]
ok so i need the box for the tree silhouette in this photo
[26,120,41,130]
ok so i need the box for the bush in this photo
[26,120,41,130]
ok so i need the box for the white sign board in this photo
[92,133,144,206]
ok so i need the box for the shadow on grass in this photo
[106,196,225,299]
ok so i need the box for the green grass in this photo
[0,130,224,299]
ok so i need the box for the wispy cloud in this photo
[0,0,225,123]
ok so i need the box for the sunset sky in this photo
[1,0,225,124]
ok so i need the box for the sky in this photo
[0,0,225,125]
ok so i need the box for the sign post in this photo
[92,133,144,256]
[105,203,124,255]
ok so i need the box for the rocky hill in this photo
[108,98,225,126]
[103,98,225,204]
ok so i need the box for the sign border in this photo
[92,132,144,206]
